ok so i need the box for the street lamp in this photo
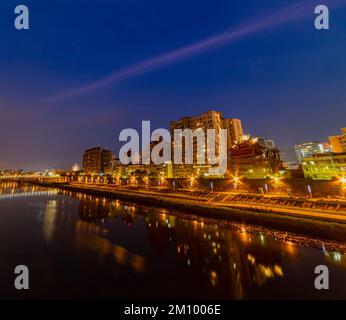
[340,176,346,198]
[271,175,282,194]
[233,176,239,190]
[159,172,166,187]
[231,175,240,190]
[143,176,149,188]
[189,175,195,188]
[307,184,312,198]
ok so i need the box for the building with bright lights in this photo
[329,128,346,153]
[301,152,346,180]
[224,118,244,147]
[294,141,332,164]
[170,110,244,177]
[229,137,282,179]
[82,146,113,174]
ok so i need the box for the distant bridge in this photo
[0,190,58,200]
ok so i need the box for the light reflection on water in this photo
[0,182,346,299]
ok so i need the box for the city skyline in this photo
[0,106,344,172]
[1,0,346,170]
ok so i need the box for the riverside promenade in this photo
[33,180,346,243]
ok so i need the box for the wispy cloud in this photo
[46,0,345,102]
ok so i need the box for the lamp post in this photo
[159,172,165,188]
[233,176,239,190]
[307,185,312,199]
[143,176,149,189]
[231,174,240,191]
[340,177,346,198]
[271,175,281,194]
[190,175,195,188]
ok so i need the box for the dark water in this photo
[0,182,346,300]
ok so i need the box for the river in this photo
[0,181,345,299]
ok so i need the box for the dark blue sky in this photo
[0,0,345,170]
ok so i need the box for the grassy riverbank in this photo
[35,181,346,243]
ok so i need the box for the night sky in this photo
[0,0,345,170]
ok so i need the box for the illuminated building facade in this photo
[301,152,346,180]
[170,110,244,177]
[329,128,346,153]
[111,156,122,176]
[229,137,282,179]
[225,118,244,147]
[294,141,332,164]
[82,146,113,174]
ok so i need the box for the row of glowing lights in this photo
[79,173,346,184]
[75,174,280,185]
[0,173,60,178]
[57,171,346,190]
[3,169,346,185]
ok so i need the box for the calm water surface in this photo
[0,182,346,299]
